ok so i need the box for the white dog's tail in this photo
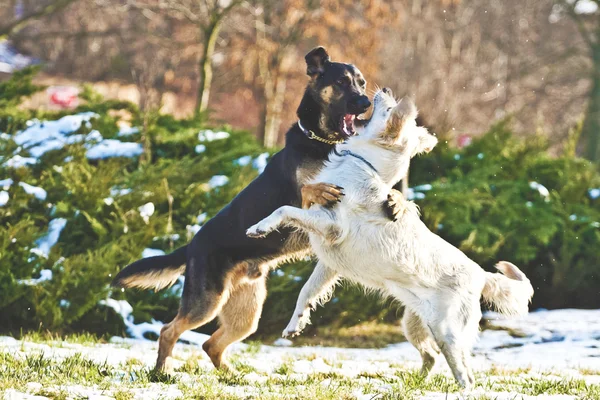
[482,261,534,317]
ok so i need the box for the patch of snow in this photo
[138,202,155,224]
[18,182,47,201]
[253,152,269,173]
[195,144,206,154]
[0,40,38,73]
[117,126,140,137]
[141,248,166,258]
[198,129,230,142]
[196,212,207,224]
[574,0,598,14]
[589,188,600,200]
[110,187,132,197]
[477,152,484,159]
[0,132,10,140]
[569,214,577,221]
[0,178,13,189]
[273,338,293,347]
[529,181,550,198]
[0,191,8,206]
[18,269,53,286]
[5,155,37,168]
[14,113,98,158]
[30,218,67,258]
[208,175,229,188]
[86,140,143,160]
[406,188,426,200]
[186,224,201,237]
[453,154,461,160]
[412,184,432,191]
[103,197,114,206]
[235,155,252,166]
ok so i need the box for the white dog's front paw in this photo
[247,215,282,238]
[246,221,273,238]
[282,313,309,338]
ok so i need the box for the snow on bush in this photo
[30,218,67,258]
[18,182,47,201]
[208,175,229,188]
[198,129,230,142]
[141,248,166,258]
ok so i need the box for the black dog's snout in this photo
[355,96,371,111]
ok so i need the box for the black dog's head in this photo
[302,47,371,142]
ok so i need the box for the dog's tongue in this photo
[342,114,356,137]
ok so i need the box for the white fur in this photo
[247,90,534,388]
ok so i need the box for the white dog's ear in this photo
[417,127,438,154]
[394,97,418,122]
[380,97,417,145]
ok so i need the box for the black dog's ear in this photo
[305,46,330,78]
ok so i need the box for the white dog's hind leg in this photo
[283,261,339,337]
[426,297,480,388]
[247,206,339,242]
[402,309,440,377]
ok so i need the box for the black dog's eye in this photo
[337,77,351,86]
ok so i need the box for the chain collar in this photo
[297,120,346,145]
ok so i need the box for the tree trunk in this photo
[195,19,222,117]
[580,44,600,162]
[263,73,287,148]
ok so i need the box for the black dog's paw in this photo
[383,189,406,221]
[301,183,344,209]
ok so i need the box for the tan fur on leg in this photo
[202,278,267,370]
[156,293,227,372]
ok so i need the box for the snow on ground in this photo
[1,309,599,399]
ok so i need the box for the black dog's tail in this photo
[112,245,188,291]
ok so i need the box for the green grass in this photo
[1,339,599,400]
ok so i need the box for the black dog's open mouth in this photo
[340,114,357,138]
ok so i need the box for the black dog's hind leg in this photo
[202,276,267,369]
[155,253,229,372]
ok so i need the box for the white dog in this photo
[247,89,534,387]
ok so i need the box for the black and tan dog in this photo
[113,47,389,371]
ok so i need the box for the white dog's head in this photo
[357,88,437,157]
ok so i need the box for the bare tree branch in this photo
[0,0,79,38]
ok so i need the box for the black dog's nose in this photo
[382,87,391,94]
[357,96,371,110]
